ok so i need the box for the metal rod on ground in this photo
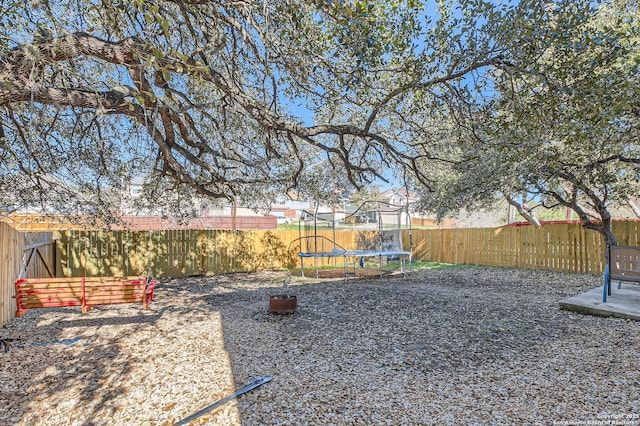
[173,376,272,426]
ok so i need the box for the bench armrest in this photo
[145,279,158,302]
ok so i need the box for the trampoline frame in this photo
[293,201,413,280]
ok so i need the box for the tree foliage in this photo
[2,0,639,246]
[416,0,640,245]
[0,0,505,217]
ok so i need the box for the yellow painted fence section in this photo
[54,229,383,278]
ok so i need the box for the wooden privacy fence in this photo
[0,224,54,327]
[54,229,389,278]
[56,229,301,278]
[54,222,640,278]
[411,221,640,274]
[7,221,640,327]
[5,221,640,325]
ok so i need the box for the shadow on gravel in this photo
[1,310,148,425]
[52,311,166,329]
[1,267,637,425]
[0,297,197,425]
[194,268,639,424]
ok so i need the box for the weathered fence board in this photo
[0,224,54,327]
[0,223,20,327]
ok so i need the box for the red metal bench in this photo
[14,276,157,316]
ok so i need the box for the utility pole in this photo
[232,195,237,230]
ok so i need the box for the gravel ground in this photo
[1,266,640,425]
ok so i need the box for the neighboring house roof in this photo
[286,191,302,201]
[380,188,418,202]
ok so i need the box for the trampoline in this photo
[291,201,413,280]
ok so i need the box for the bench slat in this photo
[85,296,145,304]
[84,293,145,301]
[17,286,85,294]
[17,283,84,291]
[19,294,83,301]
[20,300,83,309]
[18,291,84,301]
[89,282,147,288]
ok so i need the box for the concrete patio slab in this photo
[560,284,640,321]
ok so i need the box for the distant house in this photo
[120,176,276,230]
[269,192,301,222]
[301,204,347,224]
[271,191,312,219]
[380,188,418,207]
[271,191,349,224]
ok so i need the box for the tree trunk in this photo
[504,195,541,226]
[583,217,617,247]
[601,219,617,247]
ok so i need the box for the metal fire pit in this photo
[269,294,297,314]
